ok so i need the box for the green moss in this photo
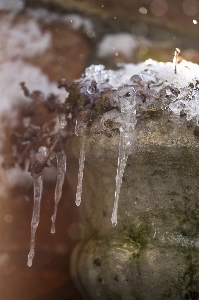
[162,252,199,299]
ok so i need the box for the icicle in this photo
[111,127,129,227]
[75,134,86,206]
[51,150,66,234]
[59,113,67,129]
[195,93,199,126]
[27,174,43,267]
[27,146,49,267]
[111,87,137,227]
[50,113,67,233]
[75,118,87,206]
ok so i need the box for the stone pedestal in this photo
[69,112,199,300]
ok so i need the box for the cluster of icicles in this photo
[27,99,136,267]
[27,62,199,267]
[27,85,137,267]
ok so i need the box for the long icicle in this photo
[51,150,66,234]
[111,85,137,227]
[27,174,43,267]
[111,127,129,227]
[75,134,86,206]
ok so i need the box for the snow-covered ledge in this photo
[28,59,199,299]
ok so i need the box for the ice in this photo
[111,87,137,227]
[87,85,95,94]
[75,119,87,206]
[27,146,49,267]
[111,127,130,226]
[27,174,43,267]
[193,90,199,126]
[75,134,86,206]
[59,113,67,130]
[51,150,66,234]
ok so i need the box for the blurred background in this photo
[0,0,199,299]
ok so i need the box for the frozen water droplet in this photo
[51,150,66,234]
[27,174,43,267]
[76,135,86,206]
[112,221,117,227]
[129,74,143,85]
[87,85,95,94]
[36,146,49,163]
[75,119,87,136]
[59,113,67,130]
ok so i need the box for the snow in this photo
[0,60,65,116]
[0,0,24,12]
[26,8,93,32]
[0,14,66,198]
[80,60,199,123]
[97,33,149,59]
[81,59,199,90]
[0,15,51,62]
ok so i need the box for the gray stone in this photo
[68,107,199,299]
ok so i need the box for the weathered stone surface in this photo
[68,111,199,299]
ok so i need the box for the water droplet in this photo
[87,85,95,94]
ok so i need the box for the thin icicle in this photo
[75,117,88,206]
[51,150,66,234]
[111,127,129,227]
[75,134,86,206]
[27,174,43,267]
[111,87,137,227]
[59,113,67,129]
[195,93,199,126]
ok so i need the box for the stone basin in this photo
[68,98,199,299]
